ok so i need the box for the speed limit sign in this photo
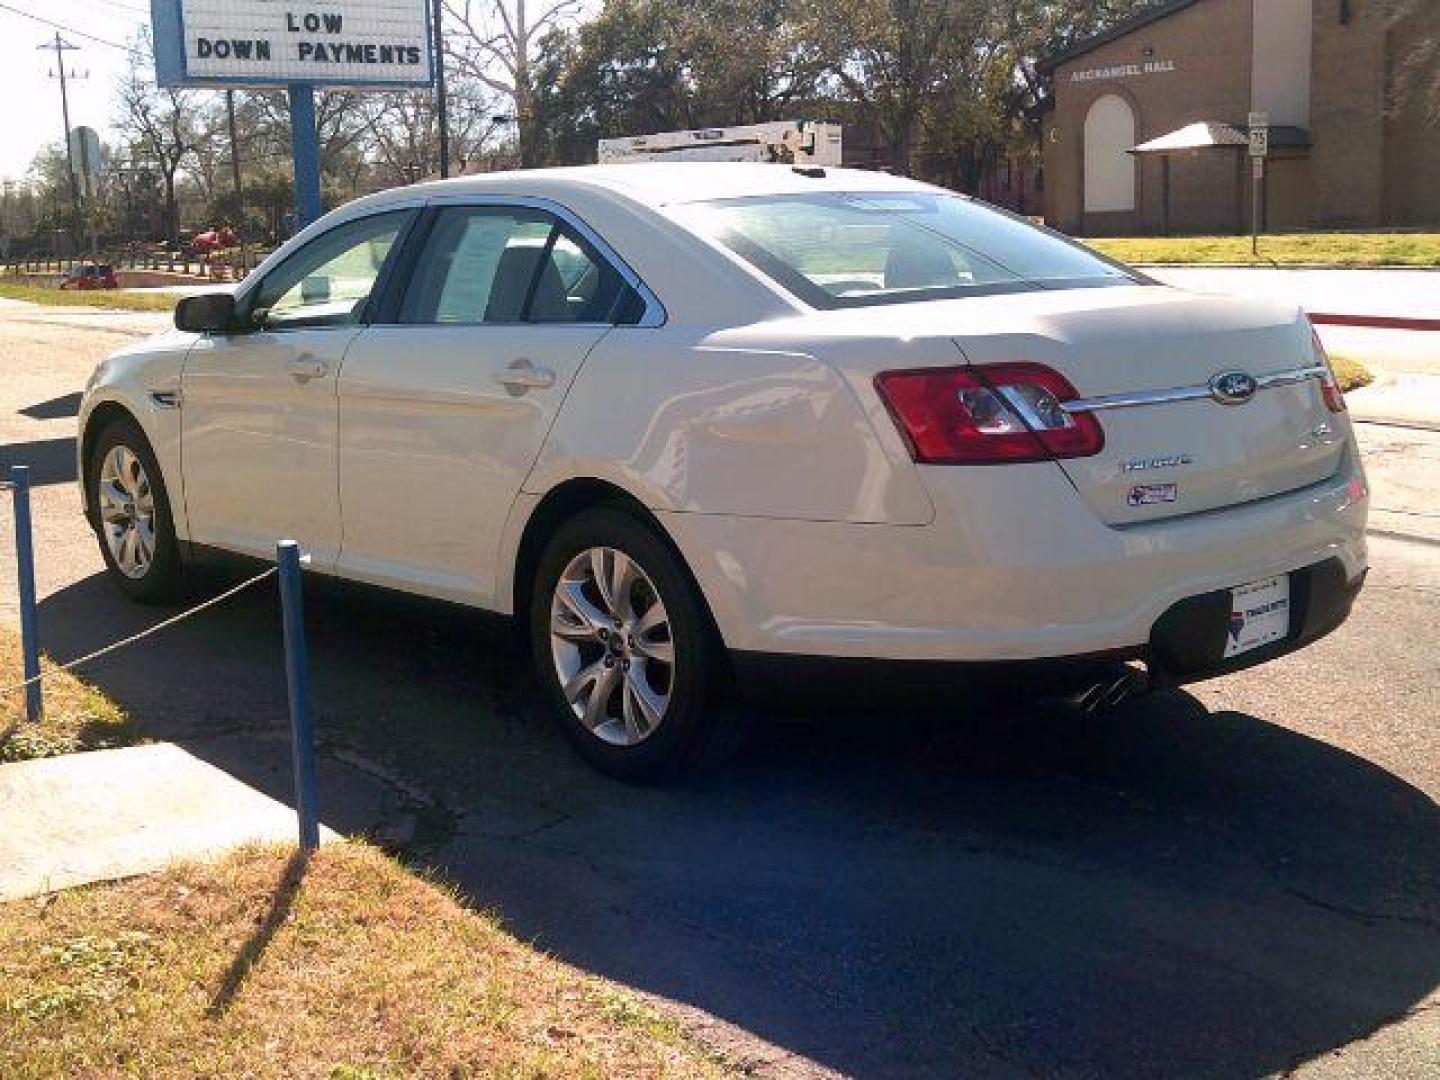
[1248,111,1269,158]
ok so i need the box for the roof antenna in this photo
[792,165,826,178]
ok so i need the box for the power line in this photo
[71,0,150,17]
[0,1,142,55]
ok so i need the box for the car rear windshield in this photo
[677,192,1137,309]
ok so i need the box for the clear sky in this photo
[0,0,150,183]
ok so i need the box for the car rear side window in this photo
[399,205,637,325]
[675,192,1137,309]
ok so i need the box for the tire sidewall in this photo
[90,418,183,602]
[528,507,714,781]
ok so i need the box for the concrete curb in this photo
[1311,313,1440,332]
[1131,262,1440,272]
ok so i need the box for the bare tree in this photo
[445,0,587,165]
[114,31,209,246]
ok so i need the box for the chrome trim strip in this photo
[1060,385,1212,413]
[1254,364,1328,388]
[424,192,669,327]
[1061,365,1327,413]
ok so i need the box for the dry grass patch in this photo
[0,842,737,1079]
[0,282,177,313]
[1327,353,1375,394]
[1,627,139,763]
[1087,233,1440,268]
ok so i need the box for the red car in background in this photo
[59,263,119,290]
[190,227,238,255]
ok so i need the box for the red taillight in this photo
[874,363,1104,465]
[1310,327,1346,413]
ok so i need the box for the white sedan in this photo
[78,163,1368,778]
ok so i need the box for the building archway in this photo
[1083,94,1137,213]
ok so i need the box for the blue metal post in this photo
[10,465,41,723]
[287,84,323,232]
[277,540,320,851]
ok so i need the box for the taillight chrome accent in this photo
[874,363,1104,465]
[1310,327,1347,413]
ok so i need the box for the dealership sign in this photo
[151,0,434,88]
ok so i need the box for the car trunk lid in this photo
[938,285,1345,524]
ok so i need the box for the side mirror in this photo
[175,292,239,334]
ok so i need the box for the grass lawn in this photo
[1086,233,1440,268]
[0,842,735,1079]
[1,628,140,763]
[0,281,178,313]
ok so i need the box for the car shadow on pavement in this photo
[33,568,1440,1080]
[0,436,77,488]
[18,392,82,421]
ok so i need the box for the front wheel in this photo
[528,507,738,781]
[89,417,183,603]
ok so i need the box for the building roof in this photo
[1037,0,1208,75]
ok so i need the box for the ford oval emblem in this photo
[1209,370,1258,405]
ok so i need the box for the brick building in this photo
[1038,0,1440,235]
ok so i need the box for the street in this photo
[1,303,1437,1078]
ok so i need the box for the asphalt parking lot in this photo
[1,303,1437,1079]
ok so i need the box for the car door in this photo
[181,209,416,567]
[335,200,646,605]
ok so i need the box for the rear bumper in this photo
[729,556,1363,705]
[1148,556,1365,685]
[656,451,1368,663]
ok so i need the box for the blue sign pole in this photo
[287,83,323,232]
[9,465,41,723]
[277,539,320,852]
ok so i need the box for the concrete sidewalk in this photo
[1144,266,1440,323]
[1348,374,1440,433]
[0,742,336,902]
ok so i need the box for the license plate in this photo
[1224,575,1291,658]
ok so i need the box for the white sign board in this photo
[153,0,433,88]
[1247,110,1269,158]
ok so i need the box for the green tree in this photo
[530,0,826,165]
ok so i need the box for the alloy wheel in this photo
[549,546,675,746]
[97,444,156,579]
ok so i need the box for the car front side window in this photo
[249,210,413,331]
[398,204,639,326]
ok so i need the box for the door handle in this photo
[494,358,556,394]
[287,355,328,381]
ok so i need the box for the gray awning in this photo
[1130,121,1312,154]
[1129,122,1247,154]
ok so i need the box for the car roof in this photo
[388,162,943,210]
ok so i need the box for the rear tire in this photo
[89,416,183,603]
[528,506,740,781]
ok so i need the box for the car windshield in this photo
[676,192,1137,309]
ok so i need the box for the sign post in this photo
[151,1,435,234]
[287,84,323,230]
[1247,110,1269,256]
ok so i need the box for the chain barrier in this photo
[0,566,278,700]
[5,459,318,847]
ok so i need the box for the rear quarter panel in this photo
[524,326,933,526]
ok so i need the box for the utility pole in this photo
[226,90,244,200]
[432,0,450,178]
[39,33,83,250]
